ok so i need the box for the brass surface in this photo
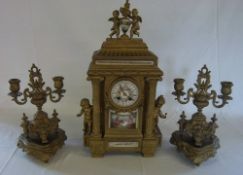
[8,64,66,162]
[77,0,166,157]
[170,65,233,165]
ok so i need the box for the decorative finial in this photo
[125,0,130,7]
[108,0,142,39]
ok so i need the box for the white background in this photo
[0,0,243,175]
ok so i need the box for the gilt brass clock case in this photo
[84,38,164,157]
[79,0,165,157]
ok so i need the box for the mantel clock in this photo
[77,0,166,157]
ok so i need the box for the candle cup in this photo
[174,78,185,95]
[221,81,233,97]
[53,76,64,90]
[9,79,20,94]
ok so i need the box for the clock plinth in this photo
[77,1,166,157]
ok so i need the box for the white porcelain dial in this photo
[111,80,139,107]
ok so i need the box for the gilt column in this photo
[144,77,159,138]
[91,76,104,137]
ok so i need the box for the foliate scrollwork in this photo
[9,64,65,109]
[172,65,233,110]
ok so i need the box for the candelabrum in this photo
[8,64,67,162]
[170,65,233,166]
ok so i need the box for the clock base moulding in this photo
[86,134,162,157]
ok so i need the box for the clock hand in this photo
[124,90,135,102]
[128,97,134,101]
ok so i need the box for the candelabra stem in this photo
[37,106,42,111]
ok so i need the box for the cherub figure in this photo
[21,113,29,135]
[50,109,60,132]
[77,98,93,135]
[178,111,187,132]
[109,10,120,38]
[207,114,218,139]
[153,95,167,133]
[130,8,142,38]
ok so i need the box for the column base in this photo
[89,137,105,157]
[142,137,159,157]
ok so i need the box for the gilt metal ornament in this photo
[8,64,67,162]
[109,0,142,39]
[170,65,233,165]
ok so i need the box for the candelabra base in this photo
[170,131,220,166]
[17,129,67,163]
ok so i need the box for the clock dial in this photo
[111,80,139,107]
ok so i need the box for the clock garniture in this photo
[8,64,66,162]
[170,65,233,165]
[77,0,166,157]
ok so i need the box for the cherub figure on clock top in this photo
[109,10,120,38]
[77,0,166,157]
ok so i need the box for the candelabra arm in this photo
[210,90,228,108]
[46,87,64,103]
[175,88,194,105]
[12,88,31,105]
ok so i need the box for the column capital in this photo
[145,77,162,81]
[88,76,104,82]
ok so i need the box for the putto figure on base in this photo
[77,98,93,146]
[153,95,167,135]
[8,64,66,163]
[77,99,93,135]
[170,65,233,166]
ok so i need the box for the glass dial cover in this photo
[111,80,139,107]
